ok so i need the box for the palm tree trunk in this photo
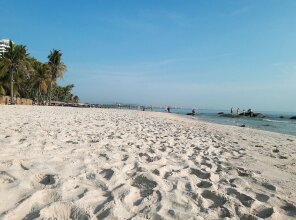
[38,86,40,104]
[48,82,52,105]
[10,69,14,105]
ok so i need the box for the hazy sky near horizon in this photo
[1,0,296,112]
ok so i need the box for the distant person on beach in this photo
[192,108,196,116]
[247,109,253,117]
[231,107,233,114]
[167,107,171,113]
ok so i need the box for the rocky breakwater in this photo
[219,112,267,118]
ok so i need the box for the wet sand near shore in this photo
[0,106,295,219]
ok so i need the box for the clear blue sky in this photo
[1,0,296,112]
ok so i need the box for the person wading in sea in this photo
[192,108,196,116]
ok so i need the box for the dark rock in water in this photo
[222,112,266,118]
[253,113,266,118]
[186,113,196,116]
[279,116,285,119]
[262,124,270,127]
[240,124,246,127]
[290,116,296,120]
[218,112,224,115]
[220,114,240,118]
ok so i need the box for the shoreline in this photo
[0,106,295,219]
[157,110,296,138]
[170,111,296,137]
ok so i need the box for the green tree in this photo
[30,60,51,103]
[47,49,67,104]
[0,42,78,105]
[0,41,30,103]
[73,95,80,103]
[0,80,5,95]
[51,84,77,103]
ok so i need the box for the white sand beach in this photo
[0,106,295,220]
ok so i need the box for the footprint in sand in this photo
[281,202,296,217]
[236,167,252,177]
[100,169,114,180]
[0,171,16,184]
[197,180,213,188]
[121,155,129,161]
[229,178,249,188]
[99,153,109,160]
[201,190,227,208]
[191,168,211,179]
[132,174,158,198]
[39,174,56,185]
[218,207,232,218]
[40,202,90,220]
[164,172,173,179]
[152,169,160,176]
[253,204,274,218]
[185,182,192,191]
[239,213,259,220]
[200,160,213,169]
[19,138,27,143]
[32,174,57,188]
[227,188,254,207]
[279,155,288,159]
[261,182,276,191]
[3,189,62,220]
[255,193,270,202]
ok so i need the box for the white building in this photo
[0,39,11,56]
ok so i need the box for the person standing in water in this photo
[231,107,233,114]
[192,108,196,116]
[237,108,240,115]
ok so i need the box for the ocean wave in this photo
[263,119,289,123]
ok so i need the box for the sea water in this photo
[153,108,296,136]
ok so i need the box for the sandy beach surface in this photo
[0,106,295,220]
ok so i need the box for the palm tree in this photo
[0,43,78,105]
[0,70,9,95]
[73,95,80,103]
[31,60,51,104]
[47,49,67,104]
[0,41,30,104]
[0,80,5,95]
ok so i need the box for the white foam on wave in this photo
[263,119,289,123]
